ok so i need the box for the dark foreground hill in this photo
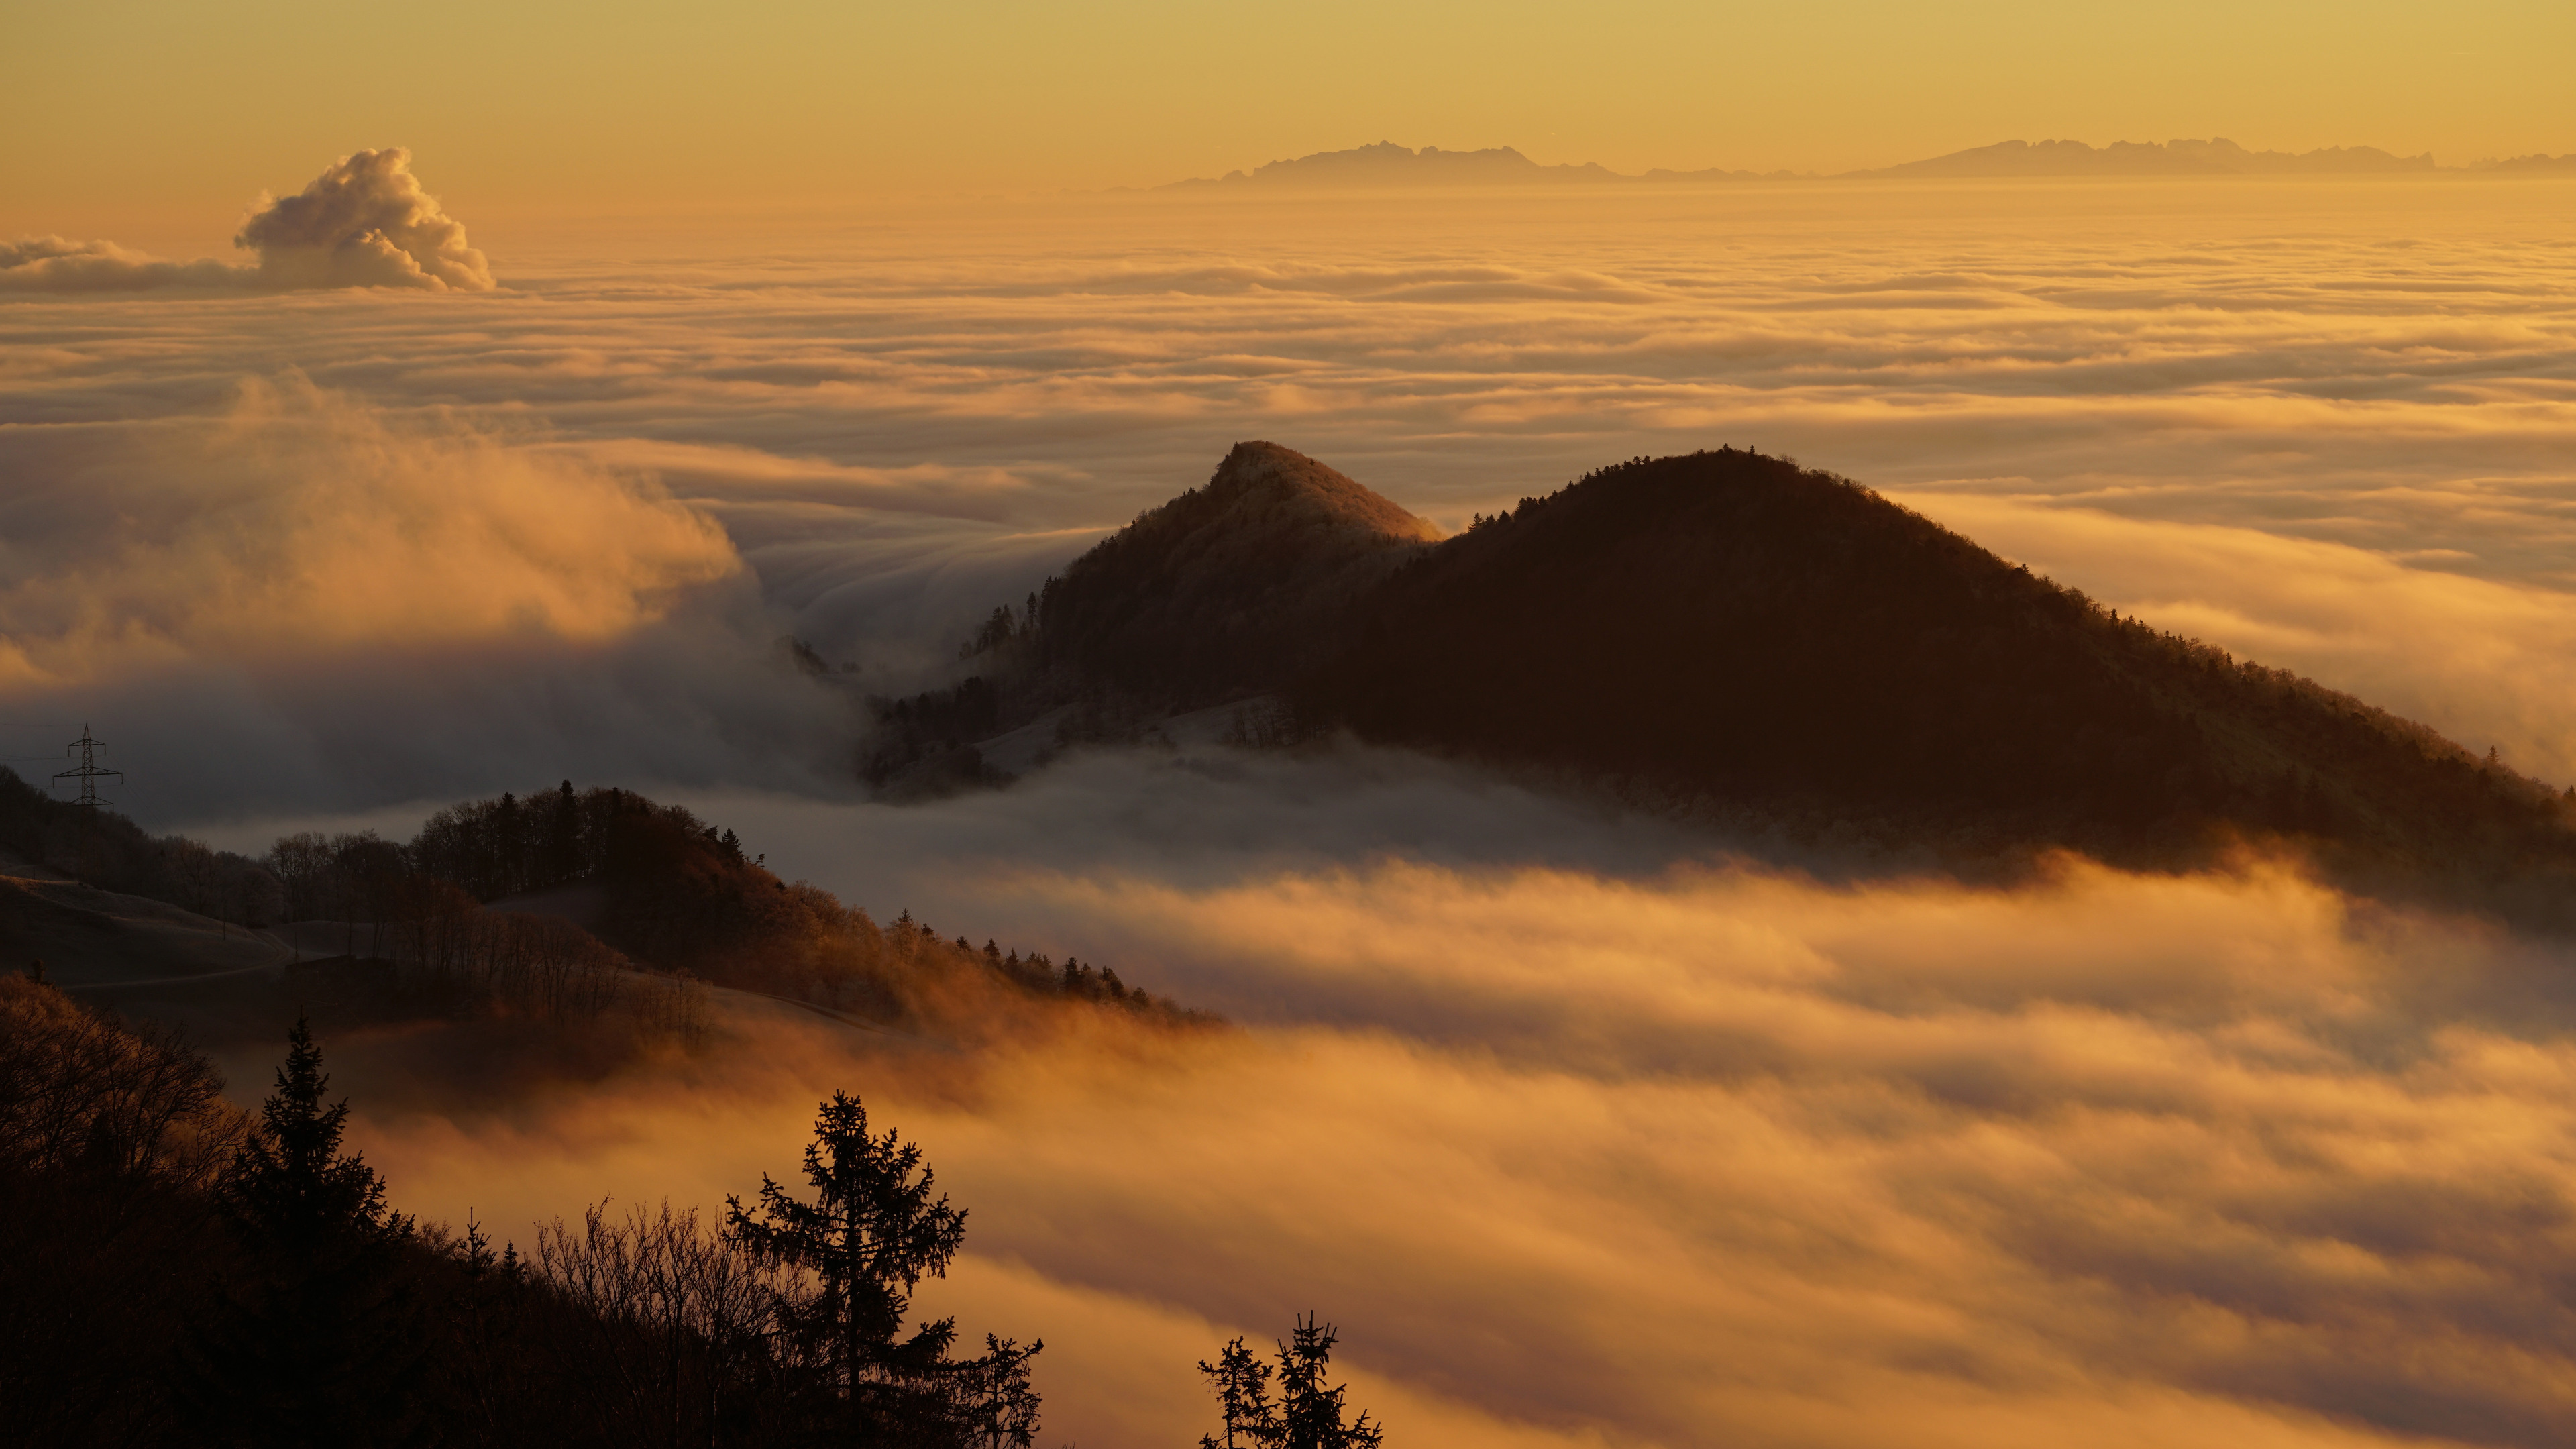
[0,974,1052,1446]
[922,443,2576,918]
[1301,450,2576,894]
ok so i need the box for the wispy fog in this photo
[0,375,853,818]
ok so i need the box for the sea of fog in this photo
[7,178,2575,816]
[12,178,2576,1446]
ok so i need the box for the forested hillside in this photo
[0,766,279,926]
[949,443,2576,918]
[1300,449,2576,893]
[270,783,1197,1028]
[0,770,1199,1034]
[1024,439,1438,708]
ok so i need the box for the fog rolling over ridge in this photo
[0,376,851,821]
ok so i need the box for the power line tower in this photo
[54,723,121,810]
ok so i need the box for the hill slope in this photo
[1021,439,1440,710]
[1296,450,2573,883]
[963,443,2576,912]
[0,869,282,990]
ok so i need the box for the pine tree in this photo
[1275,1315,1382,1449]
[1197,1336,1275,1449]
[544,778,582,883]
[223,1016,400,1253]
[726,1091,1042,1444]
[190,1016,421,1447]
[1196,1314,1383,1449]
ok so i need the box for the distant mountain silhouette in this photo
[2491,153,2576,173]
[1167,142,1633,189]
[914,443,2576,918]
[1851,137,2436,177]
[1157,137,2510,189]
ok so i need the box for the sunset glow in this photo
[7,5,2575,1446]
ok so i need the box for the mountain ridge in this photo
[902,441,2576,923]
[1157,138,2563,189]
[1849,136,2436,178]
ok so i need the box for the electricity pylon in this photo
[54,724,121,809]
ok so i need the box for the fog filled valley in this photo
[11,170,2576,1446]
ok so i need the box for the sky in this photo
[4,0,2573,236]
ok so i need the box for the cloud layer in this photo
[0,236,244,293]
[1,148,490,293]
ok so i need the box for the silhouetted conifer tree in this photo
[190,1016,422,1446]
[222,1018,400,1246]
[543,778,582,883]
[1275,1315,1382,1448]
[726,1091,1042,1446]
[1197,1314,1383,1449]
[1197,1336,1276,1449]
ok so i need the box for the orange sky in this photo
[4,0,2571,235]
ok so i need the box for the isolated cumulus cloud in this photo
[0,146,490,293]
[235,146,492,292]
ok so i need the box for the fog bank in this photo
[0,376,851,820]
[346,845,2576,1448]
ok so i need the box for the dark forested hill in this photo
[1297,449,2576,890]
[1026,439,1440,710]
[869,442,1439,784]
[955,443,2576,914]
